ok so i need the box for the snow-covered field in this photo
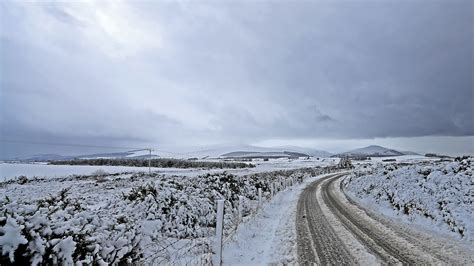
[0,159,339,264]
[344,157,473,244]
[0,157,337,182]
[0,163,158,181]
[5,155,469,264]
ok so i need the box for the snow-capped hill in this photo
[184,144,271,159]
[270,146,332,157]
[221,151,309,159]
[11,150,160,162]
[335,145,405,157]
[10,154,70,162]
[77,150,160,159]
[10,145,332,162]
[185,144,330,159]
[400,151,420,155]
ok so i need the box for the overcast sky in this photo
[1,0,473,158]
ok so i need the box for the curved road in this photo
[296,173,474,264]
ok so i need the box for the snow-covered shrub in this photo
[16,176,29,185]
[91,169,109,183]
[91,169,109,176]
[0,188,142,265]
[0,216,27,263]
[1,165,342,264]
[344,158,473,242]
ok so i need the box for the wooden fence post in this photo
[214,200,224,266]
[238,196,244,223]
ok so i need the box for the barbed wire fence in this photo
[208,166,345,265]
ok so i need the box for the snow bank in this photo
[344,157,473,243]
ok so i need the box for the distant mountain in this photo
[10,149,160,162]
[269,146,332,157]
[7,144,332,162]
[185,144,331,159]
[78,150,160,159]
[333,145,407,157]
[183,144,267,159]
[11,154,72,162]
[400,150,420,155]
[221,151,309,159]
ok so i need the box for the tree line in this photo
[49,158,255,169]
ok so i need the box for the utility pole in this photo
[148,148,153,175]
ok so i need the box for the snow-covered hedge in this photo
[344,157,473,242]
[1,166,340,264]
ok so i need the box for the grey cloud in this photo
[0,0,472,157]
[43,4,83,27]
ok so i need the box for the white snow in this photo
[177,144,332,159]
[0,162,341,264]
[337,145,405,157]
[52,236,76,265]
[124,149,157,158]
[0,216,28,262]
[344,157,473,244]
[222,173,336,264]
[0,158,338,182]
[3,155,470,264]
[0,163,153,181]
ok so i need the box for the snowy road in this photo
[296,173,474,264]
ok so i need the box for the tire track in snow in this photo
[296,173,354,264]
[297,173,447,264]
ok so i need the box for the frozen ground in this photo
[350,155,437,166]
[221,173,338,264]
[0,157,337,182]
[2,155,471,264]
[0,163,157,181]
[344,157,473,245]
[0,159,339,264]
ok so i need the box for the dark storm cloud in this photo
[0,0,472,157]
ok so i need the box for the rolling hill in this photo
[333,145,410,157]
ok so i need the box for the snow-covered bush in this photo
[16,176,29,185]
[344,158,473,242]
[0,188,146,265]
[0,165,342,264]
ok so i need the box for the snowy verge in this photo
[343,157,473,244]
[222,172,343,264]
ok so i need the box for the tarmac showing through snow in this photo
[222,173,340,264]
[2,158,472,264]
[297,173,474,264]
[224,170,473,265]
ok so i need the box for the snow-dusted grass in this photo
[344,157,473,244]
[0,165,339,264]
